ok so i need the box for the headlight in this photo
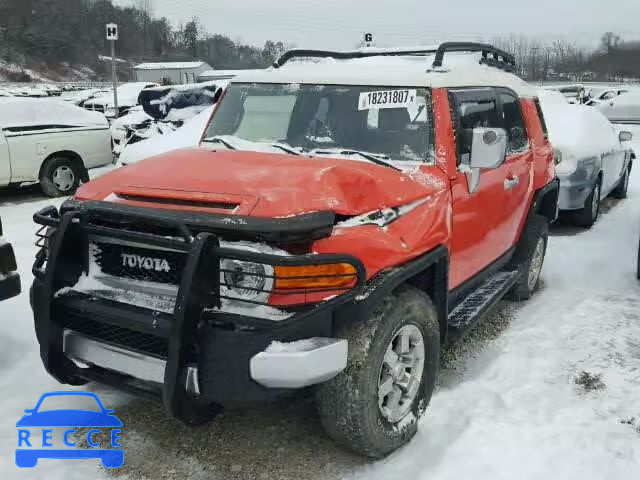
[220,258,274,303]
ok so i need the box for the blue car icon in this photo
[16,391,123,468]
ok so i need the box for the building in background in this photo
[132,61,212,85]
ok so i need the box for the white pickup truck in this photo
[0,98,113,196]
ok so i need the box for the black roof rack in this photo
[272,42,517,73]
[433,42,516,72]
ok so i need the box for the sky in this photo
[113,0,640,50]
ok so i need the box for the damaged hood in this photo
[76,149,444,218]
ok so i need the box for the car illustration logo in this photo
[16,391,123,468]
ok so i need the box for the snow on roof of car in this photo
[542,102,619,161]
[0,97,108,129]
[134,61,208,70]
[232,49,537,97]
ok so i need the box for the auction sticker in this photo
[358,89,417,110]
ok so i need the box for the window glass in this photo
[499,91,529,154]
[534,99,548,139]
[451,92,501,163]
[235,95,297,140]
[206,83,435,163]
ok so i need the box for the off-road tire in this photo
[573,180,601,228]
[39,156,81,197]
[315,286,440,459]
[505,214,548,301]
[612,166,630,199]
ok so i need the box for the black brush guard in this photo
[30,202,365,424]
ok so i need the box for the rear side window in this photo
[534,99,549,139]
[499,91,529,154]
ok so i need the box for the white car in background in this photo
[0,98,113,196]
[61,87,112,106]
[83,82,158,118]
[596,91,640,124]
[585,87,630,106]
[542,101,633,227]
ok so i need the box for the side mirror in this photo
[469,128,507,169]
[553,148,563,165]
[619,131,633,142]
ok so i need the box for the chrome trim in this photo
[250,338,348,389]
[93,273,179,296]
[63,330,199,395]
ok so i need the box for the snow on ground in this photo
[0,131,639,479]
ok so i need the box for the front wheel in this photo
[39,157,81,197]
[506,214,548,301]
[613,167,630,199]
[315,287,440,459]
[573,180,601,228]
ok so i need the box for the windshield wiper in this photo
[310,149,401,171]
[202,136,237,150]
[272,143,301,155]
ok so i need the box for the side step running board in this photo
[447,270,521,337]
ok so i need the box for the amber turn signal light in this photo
[274,263,357,289]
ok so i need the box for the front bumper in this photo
[0,272,21,301]
[30,202,364,424]
[557,172,597,211]
[0,240,21,301]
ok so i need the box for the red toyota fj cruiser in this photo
[31,43,558,458]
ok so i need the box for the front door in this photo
[448,88,532,289]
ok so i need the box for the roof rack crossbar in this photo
[272,42,517,73]
[273,48,439,68]
[432,42,516,71]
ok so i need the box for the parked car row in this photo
[82,82,159,118]
[0,84,63,98]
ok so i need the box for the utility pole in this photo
[106,23,119,114]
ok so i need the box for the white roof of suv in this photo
[232,47,536,98]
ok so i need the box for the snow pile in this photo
[119,106,214,164]
[0,97,107,129]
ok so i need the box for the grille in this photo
[92,242,187,285]
[62,313,168,358]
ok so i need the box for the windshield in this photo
[205,83,434,163]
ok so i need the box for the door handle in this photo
[504,176,519,191]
